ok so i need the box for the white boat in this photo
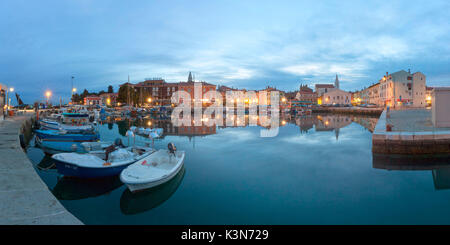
[136,127,163,138]
[52,145,155,178]
[120,149,185,192]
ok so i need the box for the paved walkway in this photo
[387,108,450,132]
[0,115,82,224]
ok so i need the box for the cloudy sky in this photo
[1,0,449,104]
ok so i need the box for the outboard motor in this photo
[168,142,176,155]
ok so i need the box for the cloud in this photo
[1,0,449,104]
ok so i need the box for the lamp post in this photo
[45,91,52,106]
[147,97,152,107]
[6,87,14,115]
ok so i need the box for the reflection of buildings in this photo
[218,114,288,129]
[128,117,217,138]
[315,114,352,140]
[295,115,317,133]
[292,114,379,138]
[373,154,450,191]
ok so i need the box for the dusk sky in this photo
[1,0,449,104]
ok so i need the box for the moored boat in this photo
[35,129,99,141]
[34,129,100,155]
[120,145,185,192]
[52,145,155,178]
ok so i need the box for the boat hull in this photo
[54,158,132,179]
[35,130,99,141]
[35,138,86,155]
[124,155,185,193]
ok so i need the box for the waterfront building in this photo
[257,86,286,106]
[217,85,244,106]
[352,70,427,108]
[178,80,216,107]
[432,87,450,127]
[84,96,102,106]
[322,89,352,106]
[426,86,433,106]
[133,78,179,106]
[99,93,118,106]
[354,83,380,105]
[315,84,336,98]
[379,70,427,108]
[295,85,317,104]
[334,74,340,89]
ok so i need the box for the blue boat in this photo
[36,139,86,155]
[35,129,99,141]
[39,119,95,133]
[51,146,155,178]
[34,130,100,155]
[62,112,90,118]
[40,119,60,130]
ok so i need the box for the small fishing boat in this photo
[120,144,185,192]
[52,144,155,178]
[135,127,163,138]
[35,129,100,155]
[39,119,60,130]
[40,112,95,133]
[35,129,99,141]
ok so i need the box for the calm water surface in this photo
[26,114,450,224]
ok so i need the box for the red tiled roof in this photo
[315,84,335,88]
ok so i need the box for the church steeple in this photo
[335,74,340,89]
[188,72,193,82]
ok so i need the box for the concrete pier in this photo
[372,109,450,155]
[0,114,82,225]
[312,107,383,116]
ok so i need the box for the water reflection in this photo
[37,155,56,171]
[103,113,378,140]
[52,176,123,200]
[120,166,185,215]
[373,154,450,190]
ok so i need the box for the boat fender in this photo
[168,143,176,155]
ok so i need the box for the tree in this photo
[117,84,137,105]
[108,85,114,94]
[82,89,89,98]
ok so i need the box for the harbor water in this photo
[25,113,450,224]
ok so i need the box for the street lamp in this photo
[8,87,14,110]
[5,87,14,114]
[45,91,52,105]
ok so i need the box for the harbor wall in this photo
[372,110,450,155]
[312,107,383,116]
[0,114,83,224]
